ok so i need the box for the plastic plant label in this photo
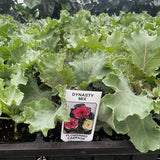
[61,89,102,142]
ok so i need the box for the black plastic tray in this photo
[0,141,159,160]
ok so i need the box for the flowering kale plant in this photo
[1,10,160,152]
[64,104,95,134]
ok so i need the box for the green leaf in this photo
[107,31,123,47]
[38,52,65,91]
[11,65,28,86]
[126,115,160,153]
[98,100,129,134]
[106,31,123,53]
[70,51,110,87]
[38,19,60,50]
[24,0,41,9]
[56,84,67,106]
[23,99,69,136]
[5,85,24,106]
[65,10,90,31]
[60,66,75,88]
[20,49,40,69]
[0,65,12,82]
[8,37,23,51]
[153,87,160,99]
[125,30,160,76]
[66,29,86,50]
[8,38,28,65]
[95,120,113,136]
[85,34,105,52]
[67,33,105,52]
[55,85,71,121]
[56,85,70,120]
[0,24,10,37]
[11,113,26,123]
[0,46,10,61]
[19,74,52,104]
[41,18,58,35]
[124,62,146,81]
[102,73,153,121]
[153,99,160,113]
[40,32,60,51]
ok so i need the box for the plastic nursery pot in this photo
[0,141,159,160]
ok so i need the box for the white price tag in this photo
[61,90,102,142]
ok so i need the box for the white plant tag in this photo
[61,89,102,142]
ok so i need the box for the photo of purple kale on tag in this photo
[64,103,96,134]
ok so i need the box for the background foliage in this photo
[1,0,160,20]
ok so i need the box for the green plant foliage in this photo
[0,10,160,153]
[38,52,66,92]
[101,73,153,121]
[70,51,109,87]
[19,74,52,104]
[126,115,160,152]
[125,30,160,76]
[5,85,24,106]
[22,99,69,136]
[24,0,41,9]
